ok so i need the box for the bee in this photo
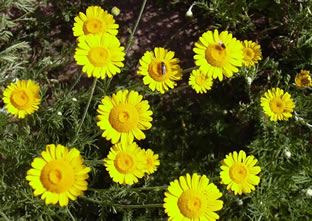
[161,62,166,75]
[218,40,226,49]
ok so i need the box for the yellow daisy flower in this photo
[164,173,223,221]
[295,70,311,88]
[260,88,295,122]
[188,69,213,94]
[104,142,145,185]
[74,33,125,79]
[242,40,262,67]
[220,150,261,195]
[137,47,183,94]
[193,29,243,81]
[73,6,118,40]
[96,90,153,144]
[26,144,91,207]
[142,149,160,175]
[2,80,40,119]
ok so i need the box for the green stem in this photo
[80,196,102,204]
[68,72,84,92]
[70,78,97,145]
[66,207,75,221]
[182,66,198,74]
[112,203,163,209]
[12,6,39,22]
[0,210,10,221]
[79,196,162,208]
[124,0,148,56]
[170,84,190,93]
[88,185,168,192]
[84,160,104,166]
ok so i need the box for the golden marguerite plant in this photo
[260,88,295,122]
[137,47,183,94]
[241,40,262,67]
[104,142,145,185]
[220,150,261,195]
[74,33,125,79]
[164,173,223,221]
[188,69,213,94]
[295,70,311,88]
[73,6,119,40]
[26,144,91,207]
[96,90,153,145]
[142,148,160,175]
[193,29,243,81]
[2,80,40,119]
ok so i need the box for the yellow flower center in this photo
[243,48,255,61]
[10,89,31,110]
[195,74,206,86]
[178,189,205,219]
[88,47,109,67]
[269,97,286,114]
[83,18,103,34]
[109,103,139,132]
[229,163,248,184]
[148,59,171,81]
[205,44,227,67]
[40,160,75,193]
[114,153,135,173]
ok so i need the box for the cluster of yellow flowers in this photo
[164,150,261,220]
[0,4,310,218]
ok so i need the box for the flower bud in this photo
[306,188,312,197]
[111,6,120,16]
[284,149,291,158]
[185,8,193,17]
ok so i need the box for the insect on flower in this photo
[218,40,226,49]
[161,62,166,75]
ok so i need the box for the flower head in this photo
[242,40,262,67]
[137,47,183,94]
[142,149,160,175]
[164,173,223,221]
[295,70,311,88]
[193,29,243,81]
[104,142,145,185]
[2,80,40,118]
[73,6,118,40]
[26,144,91,207]
[96,90,153,145]
[220,150,261,195]
[260,88,295,122]
[188,69,213,93]
[74,34,125,79]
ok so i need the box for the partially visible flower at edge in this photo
[241,40,262,67]
[295,70,311,88]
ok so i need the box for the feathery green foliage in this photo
[1,0,312,220]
